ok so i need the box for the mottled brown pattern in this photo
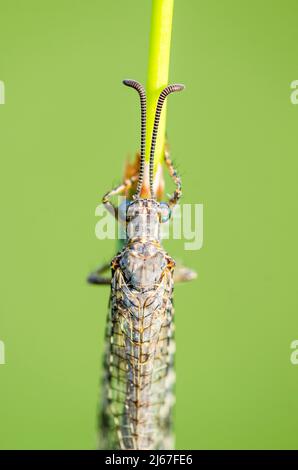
[98,199,176,450]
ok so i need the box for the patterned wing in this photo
[98,257,175,450]
[97,280,128,450]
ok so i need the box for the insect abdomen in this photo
[107,263,174,450]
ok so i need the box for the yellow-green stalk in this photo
[146,0,174,170]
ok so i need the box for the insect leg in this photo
[103,175,139,220]
[164,146,197,282]
[164,144,182,208]
[87,262,111,286]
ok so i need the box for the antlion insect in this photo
[88,80,196,450]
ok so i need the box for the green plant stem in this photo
[146,0,174,169]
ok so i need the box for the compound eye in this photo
[159,202,171,223]
[118,200,130,222]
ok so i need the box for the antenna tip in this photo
[174,84,185,92]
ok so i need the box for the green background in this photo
[0,0,297,450]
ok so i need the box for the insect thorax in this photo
[119,198,171,291]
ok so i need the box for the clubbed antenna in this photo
[149,84,185,198]
[123,79,147,197]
